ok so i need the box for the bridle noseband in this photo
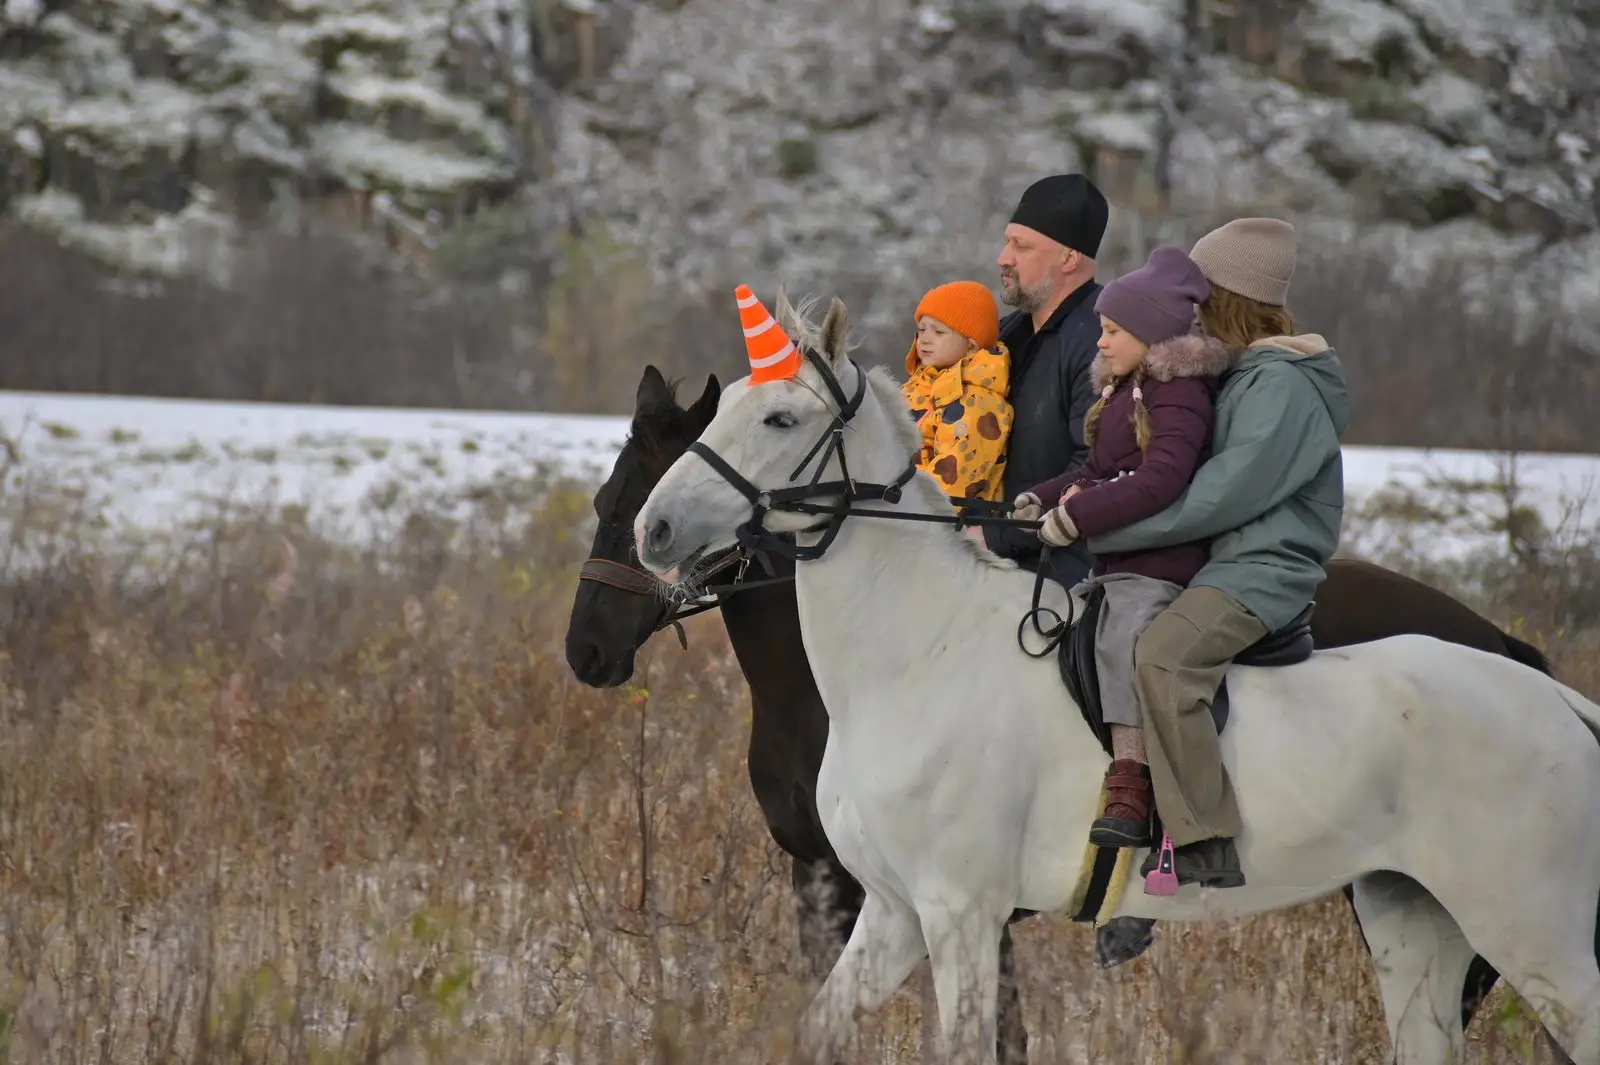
[577,550,753,649]
[684,347,917,574]
[680,346,1075,656]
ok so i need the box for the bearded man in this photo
[982,173,1110,589]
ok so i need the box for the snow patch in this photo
[0,392,630,546]
[13,189,236,281]
[4,391,1599,566]
[53,83,207,160]
[1075,111,1157,155]
[1035,0,1183,56]
[326,67,512,158]
[1304,0,1426,67]
[309,122,512,194]
[0,64,65,131]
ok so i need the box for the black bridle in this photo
[678,347,1074,655]
[684,347,919,573]
[577,547,794,650]
[581,347,1073,654]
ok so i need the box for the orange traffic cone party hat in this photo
[736,284,802,383]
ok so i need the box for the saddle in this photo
[1058,581,1317,759]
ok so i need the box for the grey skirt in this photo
[1079,571,1185,728]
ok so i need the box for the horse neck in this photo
[718,573,832,773]
[718,572,818,713]
[790,390,1028,715]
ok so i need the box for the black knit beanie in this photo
[1008,174,1110,259]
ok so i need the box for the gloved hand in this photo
[1039,501,1080,547]
[1011,491,1043,522]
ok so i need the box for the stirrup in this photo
[1143,831,1179,896]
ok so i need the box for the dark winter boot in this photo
[1095,916,1157,969]
[1138,836,1246,889]
[1088,759,1155,847]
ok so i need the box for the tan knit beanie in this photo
[1189,218,1297,307]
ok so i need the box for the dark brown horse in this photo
[565,365,1555,1063]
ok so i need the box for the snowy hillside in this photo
[4,390,1600,562]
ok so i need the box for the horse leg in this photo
[1439,876,1600,1065]
[1486,947,1600,1064]
[1414,788,1600,1065]
[1341,881,1501,1032]
[920,899,1009,1065]
[797,890,926,1064]
[792,857,1027,1064]
[792,856,866,984]
[1351,873,1476,1064]
[996,922,1028,1065]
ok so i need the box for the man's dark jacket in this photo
[983,279,1103,588]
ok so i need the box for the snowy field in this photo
[0,390,629,547]
[4,389,1600,561]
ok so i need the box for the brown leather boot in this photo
[1088,759,1154,847]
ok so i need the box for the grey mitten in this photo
[1011,492,1043,522]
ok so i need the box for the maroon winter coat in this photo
[1028,333,1235,586]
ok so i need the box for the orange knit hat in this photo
[905,281,1001,373]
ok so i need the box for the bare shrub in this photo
[1290,244,1595,452]
[5,216,1595,449]
[0,223,524,410]
[1345,464,1600,654]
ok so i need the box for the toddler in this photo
[901,280,1014,503]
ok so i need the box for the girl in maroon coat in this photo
[1011,244,1234,848]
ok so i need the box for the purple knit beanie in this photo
[1094,245,1211,348]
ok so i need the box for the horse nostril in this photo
[646,517,673,554]
[567,639,604,681]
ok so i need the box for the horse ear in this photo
[773,286,798,339]
[635,364,674,413]
[821,296,850,367]
[688,373,720,422]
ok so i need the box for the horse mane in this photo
[774,288,861,360]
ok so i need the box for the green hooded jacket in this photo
[1086,335,1351,632]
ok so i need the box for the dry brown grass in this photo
[0,481,1585,1063]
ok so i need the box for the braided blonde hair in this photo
[1082,363,1152,454]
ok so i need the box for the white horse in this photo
[632,293,1600,1065]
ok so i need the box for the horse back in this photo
[1315,558,1540,667]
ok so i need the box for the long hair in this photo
[1198,285,1296,349]
[1083,362,1153,454]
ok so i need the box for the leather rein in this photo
[580,347,1067,652]
[576,549,789,650]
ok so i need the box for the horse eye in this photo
[764,411,797,429]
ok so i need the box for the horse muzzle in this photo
[634,511,714,585]
[565,637,638,689]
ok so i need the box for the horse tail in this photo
[1502,632,1555,677]
[1561,689,1600,973]
[1546,686,1600,973]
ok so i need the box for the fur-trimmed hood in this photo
[1090,333,1233,391]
